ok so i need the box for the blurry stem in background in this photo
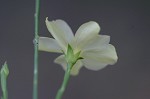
[0,62,9,99]
[33,0,40,98]
[55,63,72,99]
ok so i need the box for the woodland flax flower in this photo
[39,17,118,76]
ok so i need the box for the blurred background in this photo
[0,0,150,99]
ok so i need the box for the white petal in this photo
[82,35,110,51]
[71,61,83,76]
[54,55,83,76]
[45,18,74,51]
[74,21,100,49]
[81,44,118,70]
[38,37,62,53]
[82,58,108,71]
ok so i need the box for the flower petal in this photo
[45,18,74,51]
[54,55,83,76]
[82,35,110,51]
[74,21,100,49]
[82,58,108,71]
[71,61,83,76]
[38,37,62,53]
[81,44,118,70]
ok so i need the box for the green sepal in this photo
[77,57,84,60]
[72,51,84,64]
[74,51,81,59]
[65,44,74,63]
[65,44,83,69]
[67,44,74,59]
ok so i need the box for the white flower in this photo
[39,17,118,76]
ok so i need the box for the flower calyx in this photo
[65,44,83,69]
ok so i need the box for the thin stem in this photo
[55,64,72,99]
[33,0,40,99]
[1,74,8,99]
[0,62,9,99]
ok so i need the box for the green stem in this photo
[55,63,72,99]
[33,0,40,99]
[1,74,8,99]
[0,62,9,99]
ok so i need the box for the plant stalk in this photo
[55,63,72,99]
[0,62,9,99]
[1,74,8,99]
[33,0,40,99]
